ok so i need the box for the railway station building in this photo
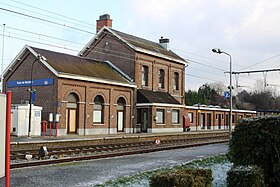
[3,14,256,136]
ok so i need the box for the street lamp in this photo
[27,54,46,138]
[212,48,232,139]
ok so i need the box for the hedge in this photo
[227,165,265,187]
[149,168,212,187]
[228,116,280,186]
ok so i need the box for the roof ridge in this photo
[109,28,163,49]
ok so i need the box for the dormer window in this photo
[159,69,165,89]
[174,72,179,90]
[142,65,148,86]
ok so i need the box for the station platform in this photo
[10,130,228,144]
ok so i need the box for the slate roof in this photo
[137,89,181,104]
[32,47,131,84]
[110,29,186,63]
[80,27,187,64]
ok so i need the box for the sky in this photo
[1,0,280,93]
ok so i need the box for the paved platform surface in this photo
[10,130,227,144]
[0,143,228,187]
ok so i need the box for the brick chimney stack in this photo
[159,37,170,50]
[96,14,112,33]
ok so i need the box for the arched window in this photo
[67,93,78,105]
[174,72,179,90]
[93,95,104,123]
[142,65,148,86]
[159,69,165,89]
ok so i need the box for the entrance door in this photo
[66,93,78,134]
[141,110,148,132]
[207,113,211,129]
[117,97,126,132]
[67,109,77,134]
[117,111,124,132]
[225,114,229,129]
[218,114,222,129]
[201,113,206,129]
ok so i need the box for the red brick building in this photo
[3,14,256,136]
[79,14,187,133]
[4,45,136,135]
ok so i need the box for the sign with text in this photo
[7,78,54,88]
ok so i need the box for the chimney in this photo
[96,14,112,33]
[159,37,169,50]
[159,37,170,50]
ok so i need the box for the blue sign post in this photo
[32,91,36,102]
[224,91,230,99]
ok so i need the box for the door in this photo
[68,109,77,134]
[117,111,124,132]
[66,93,78,134]
[207,113,212,129]
[225,114,229,129]
[117,97,126,132]
[218,114,222,129]
[141,110,148,132]
[201,113,206,129]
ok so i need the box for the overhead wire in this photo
[172,47,249,69]
[0,7,94,34]
[238,52,280,71]
[2,25,85,46]
[185,73,227,84]
[0,5,272,76]
[1,30,268,89]
[0,1,95,30]
[0,4,273,89]
[0,27,260,87]
[9,0,96,28]
[1,23,266,86]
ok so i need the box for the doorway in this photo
[217,114,222,129]
[66,93,78,134]
[201,113,206,129]
[207,113,212,129]
[117,97,125,132]
[141,109,148,132]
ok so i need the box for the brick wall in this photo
[135,53,185,104]
[57,78,135,135]
[3,51,57,120]
[83,31,136,81]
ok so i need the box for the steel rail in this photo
[10,137,228,169]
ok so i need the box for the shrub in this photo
[228,116,280,186]
[149,168,212,187]
[227,165,265,187]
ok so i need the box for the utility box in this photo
[0,94,6,178]
[11,104,42,136]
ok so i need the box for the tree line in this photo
[185,82,280,111]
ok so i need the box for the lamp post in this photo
[212,48,232,138]
[27,54,45,138]
[197,87,201,131]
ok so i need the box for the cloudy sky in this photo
[1,0,280,92]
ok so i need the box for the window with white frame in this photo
[172,110,180,124]
[93,95,104,123]
[156,109,164,124]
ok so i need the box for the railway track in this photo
[10,133,229,169]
